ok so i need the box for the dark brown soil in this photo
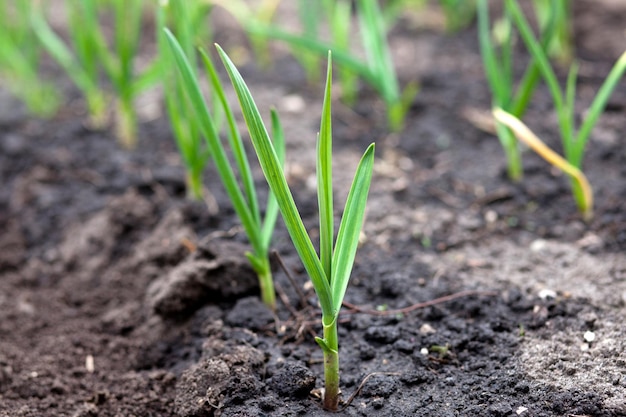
[1,1,626,416]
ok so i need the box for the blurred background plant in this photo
[157,0,215,200]
[1,0,481,140]
[477,0,556,181]
[496,0,626,219]
[532,0,573,64]
[1,0,622,222]
[438,0,477,32]
[246,0,419,131]
[0,0,61,117]
[209,0,281,69]
[165,29,286,310]
[32,0,162,148]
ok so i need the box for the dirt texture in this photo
[1,1,626,416]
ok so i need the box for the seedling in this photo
[248,0,418,131]
[209,0,281,69]
[493,108,593,220]
[164,29,285,311]
[32,0,160,148]
[0,0,60,117]
[157,0,214,200]
[217,46,375,411]
[31,0,107,129]
[439,0,476,32]
[377,0,474,33]
[532,0,573,64]
[293,0,357,102]
[291,0,323,84]
[500,0,626,219]
[477,0,556,181]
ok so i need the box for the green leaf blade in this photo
[164,29,262,256]
[199,47,262,228]
[574,50,626,167]
[260,108,286,250]
[216,44,334,317]
[477,0,507,107]
[330,143,375,316]
[318,53,334,282]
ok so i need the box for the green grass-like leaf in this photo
[318,55,334,282]
[216,45,374,410]
[165,29,284,309]
[216,43,334,317]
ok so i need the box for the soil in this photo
[2,1,626,416]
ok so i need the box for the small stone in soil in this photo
[583,330,596,343]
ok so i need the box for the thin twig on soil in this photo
[341,289,499,316]
[272,250,308,307]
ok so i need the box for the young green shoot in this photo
[477,0,556,181]
[0,0,60,117]
[102,0,145,148]
[209,0,281,69]
[438,0,477,32]
[248,0,418,131]
[217,46,375,411]
[293,0,323,84]
[493,108,593,220]
[293,0,358,101]
[157,0,214,200]
[532,0,573,64]
[31,1,108,128]
[507,0,626,218]
[32,0,160,148]
[164,29,285,311]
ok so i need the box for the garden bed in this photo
[1,1,626,416]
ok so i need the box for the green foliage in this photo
[0,1,60,117]
[438,0,476,32]
[248,0,418,132]
[477,0,556,181]
[32,0,159,148]
[164,29,285,310]
[31,0,107,128]
[217,46,374,410]
[157,0,214,200]
[532,0,573,63]
[210,0,281,68]
[501,0,626,218]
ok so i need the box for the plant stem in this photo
[115,97,137,149]
[322,317,340,411]
[257,264,276,311]
[86,92,108,129]
[186,170,203,200]
[495,123,523,181]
